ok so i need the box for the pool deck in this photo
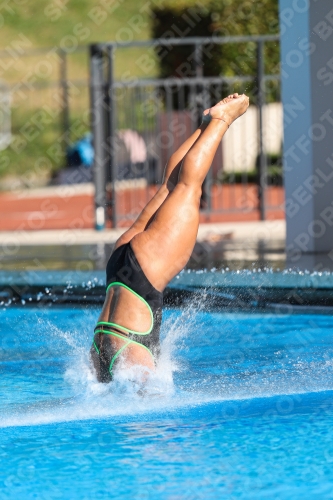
[3,220,331,309]
[0,220,285,245]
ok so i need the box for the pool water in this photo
[1,304,333,499]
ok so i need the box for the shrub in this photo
[151,0,280,81]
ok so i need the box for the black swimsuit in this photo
[92,243,163,378]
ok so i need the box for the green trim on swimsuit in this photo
[93,281,155,377]
[94,328,154,374]
[93,340,100,354]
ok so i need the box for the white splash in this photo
[0,304,197,428]
[2,299,333,429]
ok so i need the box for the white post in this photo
[279,1,333,266]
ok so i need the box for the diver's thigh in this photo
[131,183,200,290]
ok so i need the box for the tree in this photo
[151,0,279,81]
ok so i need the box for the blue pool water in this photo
[1,304,333,499]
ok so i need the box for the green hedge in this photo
[218,154,283,186]
[151,0,279,87]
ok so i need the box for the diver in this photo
[91,93,249,383]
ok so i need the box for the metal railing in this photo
[90,35,282,229]
[0,36,283,226]
[0,80,11,150]
[0,44,90,189]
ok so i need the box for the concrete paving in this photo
[0,220,286,246]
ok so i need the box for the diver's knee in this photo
[176,181,202,201]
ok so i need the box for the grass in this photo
[0,0,160,181]
[1,0,157,81]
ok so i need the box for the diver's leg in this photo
[131,94,249,291]
[114,94,240,249]
[113,124,208,249]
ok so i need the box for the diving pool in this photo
[1,304,333,499]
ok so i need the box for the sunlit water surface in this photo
[1,303,333,499]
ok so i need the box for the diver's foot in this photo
[202,93,239,123]
[209,94,249,127]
